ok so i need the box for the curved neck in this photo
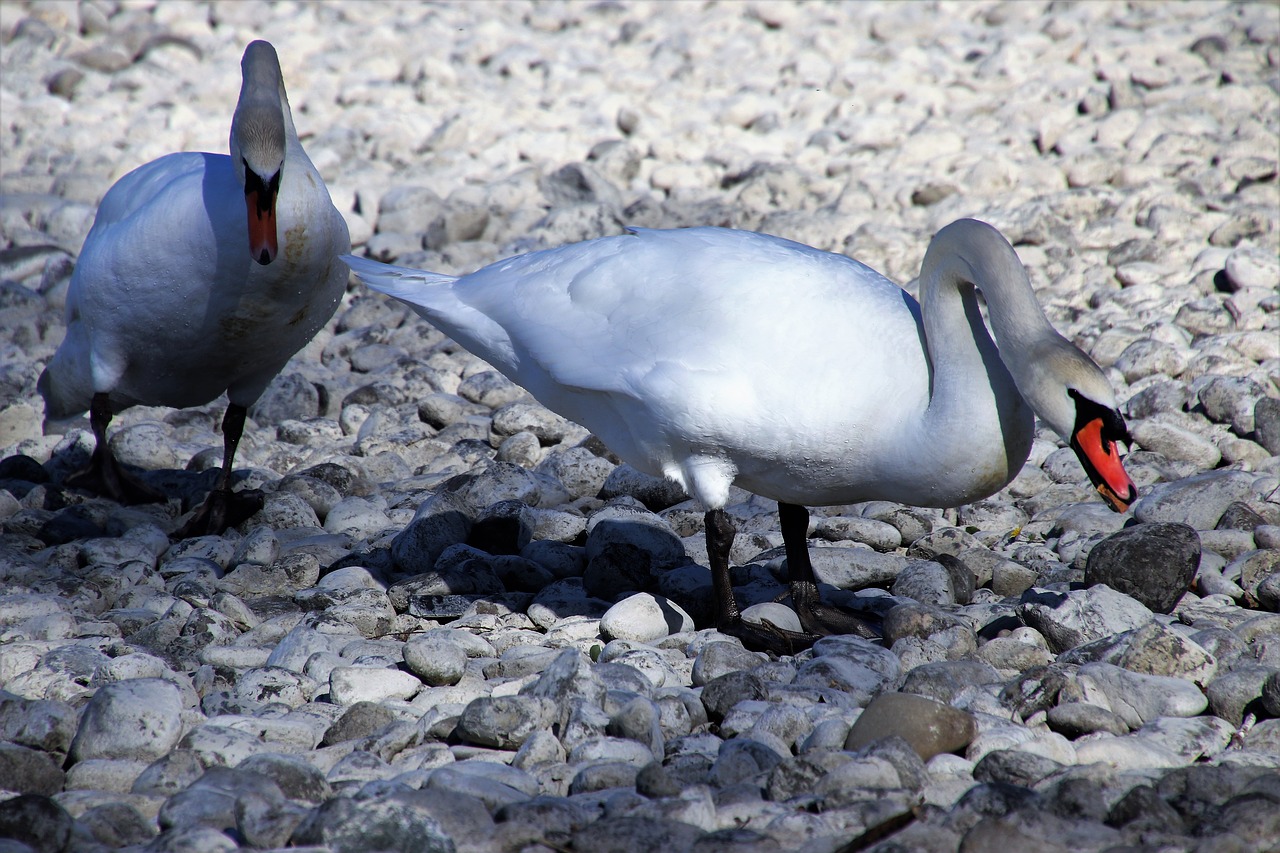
[911,220,1046,501]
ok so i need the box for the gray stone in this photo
[455,695,556,749]
[1046,702,1129,737]
[1018,585,1154,653]
[0,743,65,795]
[403,635,468,686]
[0,794,73,853]
[321,701,397,747]
[238,753,332,805]
[1134,470,1266,530]
[1205,664,1276,726]
[290,794,456,853]
[69,678,185,763]
[1084,522,1200,614]
[390,491,473,574]
[1077,662,1208,728]
[972,748,1066,787]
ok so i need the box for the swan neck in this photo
[910,221,1042,499]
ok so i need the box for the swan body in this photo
[39,40,350,534]
[343,219,1136,649]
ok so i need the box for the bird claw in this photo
[718,615,824,657]
[172,487,264,539]
[790,581,882,640]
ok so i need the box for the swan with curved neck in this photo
[342,218,1135,652]
[39,40,350,536]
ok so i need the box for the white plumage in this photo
[40,40,350,535]
[344,219,1136,651]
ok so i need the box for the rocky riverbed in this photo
[1,1,1279,851]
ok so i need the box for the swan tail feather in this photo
[340,254,458,307]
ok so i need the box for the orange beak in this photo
[246,185,278,265]
[1071,417,1137,513]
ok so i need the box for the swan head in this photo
[230,41,288,266]
[1026,342,1138,513]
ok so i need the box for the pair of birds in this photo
[40,41,1137,652]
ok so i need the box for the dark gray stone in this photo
[290,794,456,853]
[699,670,767,722]
[1254,397,1280,454]
[238,753,332,805]
[0,744,63,796]
[570,814,706,850]
[455,695,555,749]
[390,491,473,574]
[1084,522,1199,614]
[0,794,72,853]
[321,701,397,747]
[972,748,1066,788]
[1205,664,1275,726]
[1046,701,1129,737]
[0,693,77,757]
[249,372,320,425]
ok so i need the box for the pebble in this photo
[2,3,1278,850]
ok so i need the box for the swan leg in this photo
[64,392,167,504]
[779,503,881,640]
[706,508,822,655]
[173,403,264,538]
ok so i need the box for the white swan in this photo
[342,219,1136,651]
[39,40,350,536]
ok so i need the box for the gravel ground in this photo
[1,2,1279,852]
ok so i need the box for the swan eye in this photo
[1067,389,1130,449]
[243,160,282,213]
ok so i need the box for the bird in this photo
[38,40,350,537]
[341,219,1137,653]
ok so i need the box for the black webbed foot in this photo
[789,579,882,640]
[716,613,823,657]
[65,392,168,504]
[172,486,264,539]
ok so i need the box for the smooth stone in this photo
[1046,702,1129,738]
[289,793,457,852]
[328,667,422,706]
[1073,735,1185,771]
[68,678,185,763]
[1077,662,1208,728]
[1134,716,1234,763]
[844,693,977,761]
[599,592,695,643]
[402,636,468,687]
[0,794,74,853]
[1134,470,1265,530]
[0,742,66,795]
[972,748,1065,787]
[454,695,557,749]
[1205,664,1276,726]
[1117,620,1218,685]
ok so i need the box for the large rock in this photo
[1084,522,1200,614]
